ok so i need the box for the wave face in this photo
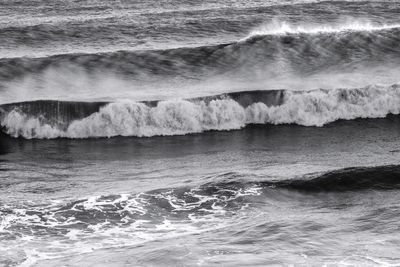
[0,100,108,130]
[274,165,400,192]
[1,84,399,139]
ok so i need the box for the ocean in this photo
[1,0,400,266]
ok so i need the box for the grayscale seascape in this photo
[1,1,400,266]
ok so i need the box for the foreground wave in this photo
[2,164,400,241]
[1,84,400,139]
[3,164,400,233]
[4,164,399,265]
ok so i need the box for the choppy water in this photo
[1,0,400,266]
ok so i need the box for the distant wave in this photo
[1,84,400,139]
[1,23,400,82]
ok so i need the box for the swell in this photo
[1,26,400,81]
[1,84,400,139]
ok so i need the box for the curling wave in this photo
[1,84,400,139]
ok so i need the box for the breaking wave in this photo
[1,84,400,139]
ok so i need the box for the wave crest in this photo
[246,20,400,38]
